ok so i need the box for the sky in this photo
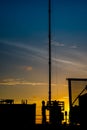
[0,0,87,123]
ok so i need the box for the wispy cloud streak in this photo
[0,39,87,69]
[0,78,56,86]
[51,41,64,47]
[69,45,77,49]
[0,40,48,63]
[20,66,32,71]
[53,57,81,66]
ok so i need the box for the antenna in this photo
[48,0,51,106]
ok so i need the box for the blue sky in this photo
[0,0,87,119]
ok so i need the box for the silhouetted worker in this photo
[42,100,46,124]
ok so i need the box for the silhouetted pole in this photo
[67,79,72,124]
[48,0,51,107]
[48,0,52,124]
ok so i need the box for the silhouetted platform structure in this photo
[0,99,36,128]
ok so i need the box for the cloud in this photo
[52,41,64,47]
[0,39,46,56]
[0,39,86,70]
[70,45,77,49]
[53,57,79,66]
[20,66,32,71]
[0,78,56,86]
[0,39,48,63]
[51,40,78,49]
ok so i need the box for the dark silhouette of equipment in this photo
[0,99,14,104]
[67,78,87,126]
[71,85,87,125]
[79,93,87,128]
[42,100,64,125]
[48,100,64,125]
[65,111,68,124]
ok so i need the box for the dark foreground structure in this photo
[0,99,36,128]
[67,78,87,130]
[0,99,84,130]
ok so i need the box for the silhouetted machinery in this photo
[67,78,87,127]
[42,100,64,125]
[0,99,14,104]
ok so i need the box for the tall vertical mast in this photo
[48,0,51,106]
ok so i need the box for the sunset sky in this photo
[0,0,87,123]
